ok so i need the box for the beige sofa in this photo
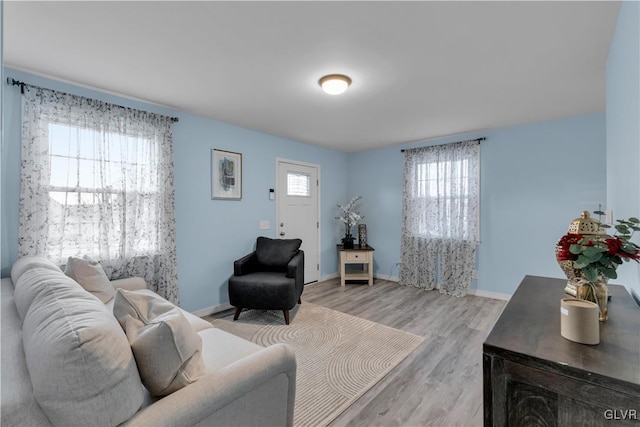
[1,256,296,427]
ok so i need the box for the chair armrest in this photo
[290,251,305,299]
[287,250,304,289]
[234,252,259,276]
[124,343,296,427]
[110,277,147,291]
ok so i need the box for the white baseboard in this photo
[314,273,399,283]
[191,302,233,317]
[374,274,399,282]
[374,276,509,300]
[467,288,511,301]
[199,272,510,308]
[319,272,339,282]
[194,274,340,315]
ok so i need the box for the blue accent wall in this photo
[1,68,609,309]
[1,68,348,312]
[606,1,640,300]
[348,113,607,296]
[1,2,3,274]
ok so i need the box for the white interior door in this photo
[277,160,319,283]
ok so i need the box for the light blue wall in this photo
[1,2,3,273]
[172,115,348,311]
[1,68,348,312]
[1,68,610,306]
[348,113,607,296]
[606,0,640,300]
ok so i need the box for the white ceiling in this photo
[4,1,621,152]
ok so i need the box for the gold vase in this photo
[576,281,608,321]
[556,211,607,296]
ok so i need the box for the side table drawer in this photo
[345,252,367,262]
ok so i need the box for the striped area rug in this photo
[210,302,424,427]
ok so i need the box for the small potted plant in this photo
[556,211,639,320]
[335,196,364,249]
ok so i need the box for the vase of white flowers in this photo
[336,196,364,249]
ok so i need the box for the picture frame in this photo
[211,149,242,199]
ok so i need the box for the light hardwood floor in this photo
[301,278,506,427]
[210,277,506,426]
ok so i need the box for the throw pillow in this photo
[255,237,302,268]
[64,256,116,303]
[113,289,205,397]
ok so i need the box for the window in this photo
[400,140,480,296]
[46,123,158,259]
[287,172,311,197]
[414,158,473,238]
[402,141,480,242]
[19,86,180,303]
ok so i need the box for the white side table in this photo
[337,244,375,286]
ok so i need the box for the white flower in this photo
[335,196,364,232]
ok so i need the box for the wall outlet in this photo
[605,210,613,224]
[259,220,270,230]
[472,270,478,279]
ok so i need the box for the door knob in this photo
[280,232,286,237]
[280,223,284,227]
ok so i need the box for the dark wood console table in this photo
[483,275,640,426]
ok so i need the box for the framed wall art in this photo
[211,149,242,199]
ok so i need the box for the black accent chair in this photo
[228,237,305,325]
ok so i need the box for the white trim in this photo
[467,288,511,301]
[191,302,233,317]
[276,158,321,281]
[8,66,177,111]
[374,273,400,282]
[318,272,339,282]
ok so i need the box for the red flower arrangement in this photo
[557,216,640,283]
[556,233,582,261]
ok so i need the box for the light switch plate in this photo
[605,210,613,224]
[260,220,270,230]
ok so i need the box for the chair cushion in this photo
[65,255,116,303]
[19,269,144,427]
[113,289,206,397]
[229,272,298,310]
[255,237,302,268]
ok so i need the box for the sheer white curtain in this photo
[400,140,480,296]
[18,87,180,304]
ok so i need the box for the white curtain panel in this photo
[400,140,480,296]
[18,87,180,305]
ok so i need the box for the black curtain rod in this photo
[6,77,179,123]
[400,137,485,152]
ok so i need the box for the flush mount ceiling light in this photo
[318,74,352,95]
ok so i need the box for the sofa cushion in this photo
[64,255,116,303]
[255,237,302,268]
[10,255,62,285]
[14,267,85,321]
[20,269,144,427]
[113,289,206,397]
[1,278,52,427]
